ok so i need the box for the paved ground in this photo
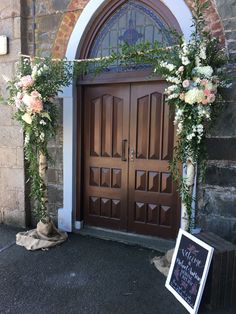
[0,225,235,314]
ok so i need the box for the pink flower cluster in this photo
[180,77,217,105]
[22,90,43,113]
[19,75,34,89]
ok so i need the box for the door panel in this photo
[83,82,180,238]
[128,82,180,238]
[83,85,129,230]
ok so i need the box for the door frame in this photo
[77,77,181,238]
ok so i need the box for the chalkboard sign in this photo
[166,229,214,314]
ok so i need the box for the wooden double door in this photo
[83,82,180,239]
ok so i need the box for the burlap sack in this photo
[16,220,68,251]
[151,248,174,277]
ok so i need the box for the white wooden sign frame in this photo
[165,229,214,314]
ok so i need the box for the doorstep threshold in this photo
[77,226,175,253]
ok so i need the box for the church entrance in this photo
[76,0,182,239]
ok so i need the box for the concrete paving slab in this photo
[0,226,235,314]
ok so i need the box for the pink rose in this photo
[204,89,211,97]
[200,79,208,86]
[20,75,34,88]
[178,66,184,73]
[182,80,190,88]
[201,99,209,105]
[208,94,216,103]
[22,90,43,113]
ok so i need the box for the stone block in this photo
[3,209,25,228]
[0,62,14,91]
[198,214,236,244]
[0,105,13,127]
[0,147,16,167]
[47,168,58,183]
[52,0,70,12]
[0,18,13,39]
[36,14,60,33]
[0,188,24,209]
[13,16,21,39]
[216,0,236,20]
[206,165,236,187]
[0,39,21,64]
[0,168,25,189]
[198,185,236,218]
[0,0,21,19]
[0,126,23,147]
[48,184,63,205]
[228,40,236,52]
[16,147,24,168]
[222,16,236,31]
[206,138,236,160]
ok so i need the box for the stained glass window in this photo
[88,0,173,71]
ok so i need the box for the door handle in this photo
[130,147,135,162]
[121,139,127,161]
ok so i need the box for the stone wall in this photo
[0,0,26,227]
[197,0,236,244]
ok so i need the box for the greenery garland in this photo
[7,0,231,229]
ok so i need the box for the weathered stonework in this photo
[0,0,25,227]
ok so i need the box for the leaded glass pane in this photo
[88,0,173,72]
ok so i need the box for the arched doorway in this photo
[76,0,182,239]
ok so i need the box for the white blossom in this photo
[160,61,176,71]
[40,120,46,126]
[182,56,190,65]
[194,66,214,78]
[167,93,179,100]
[199,45,207,60]
[166,76,181,84]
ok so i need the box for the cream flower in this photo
[184,88,205,105]
[22,113,32,124]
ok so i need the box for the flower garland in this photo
[7,0,230,230]
[8,58,72,221]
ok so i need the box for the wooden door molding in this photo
[83,84,130,230]
[128,82,180,238]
